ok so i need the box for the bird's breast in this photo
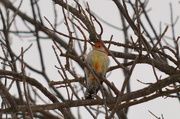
[87,50,109,74]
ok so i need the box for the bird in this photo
[84,42,110,99]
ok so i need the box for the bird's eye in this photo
[97,45,101,48]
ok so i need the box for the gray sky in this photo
[1,0,180,118]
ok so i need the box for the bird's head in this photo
[92,42,108,54]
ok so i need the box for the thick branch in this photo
[111,51,180,75]
[0,70,74,119]
[0,0,78,57]
[52,0,98,42]
[0,70,180,112]
[0,75,179,113]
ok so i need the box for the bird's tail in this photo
[85,82,102,99]
[85,89,97,99]
[85,79,103,99]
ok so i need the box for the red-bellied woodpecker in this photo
[85,42,110,99]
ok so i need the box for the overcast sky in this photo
[1,0,180,119]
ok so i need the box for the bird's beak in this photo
[89,42,94,46]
